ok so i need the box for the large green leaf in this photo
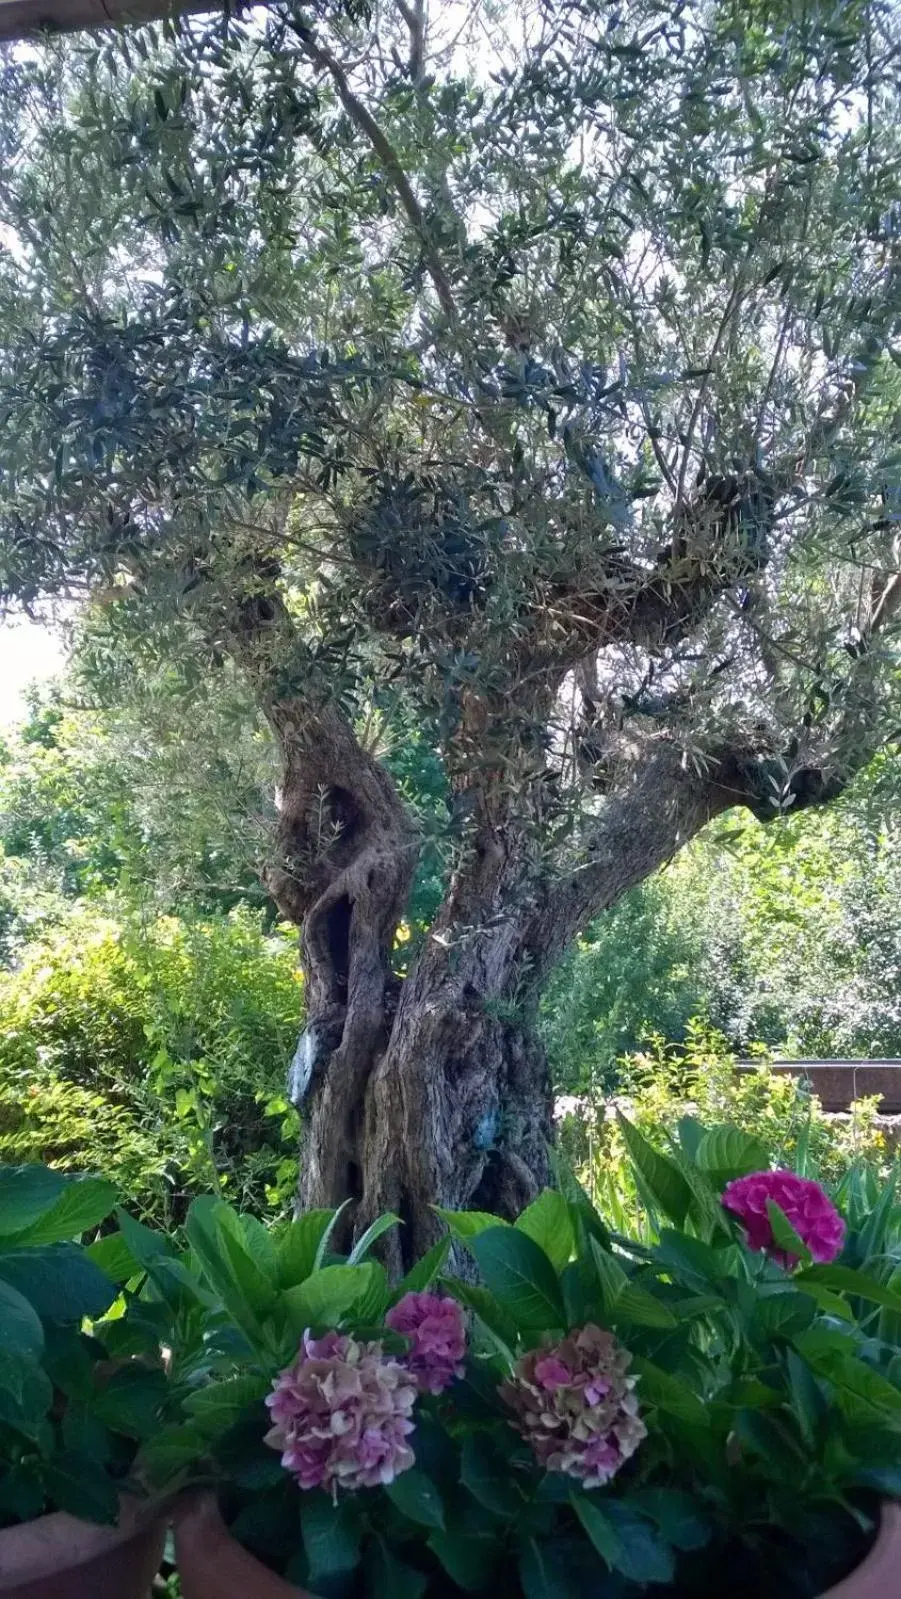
[138,1423,208,1486]
[785,1349,828,1448]
[858,1165,898,1262]
[183,1374,271,1437]
[41,1452,119,1525]
[6,1177,118,1246]
[589,1240,676,1328]
[435,1208,508,1242]
[546,1148,612,1254]
[752,1288,816,1338]
[348,1213,401,1264]
[695,1125,769,1182]
[0,1354,52,1439]
[86,1232,142,1283]
[428,1528,496,1594]
[515,1191,575,1272]
[236,1213,279,1282]
[630,1357,706,1426]
[393,1236,451,1298]
[109,1209,202,1310]
[616,1282,679,1329]
[626,1488,710,1551]
[518,1539,571,1599]
[275,1210,336,1289]
[91,1365,168,1441]
[0,1244,117,1322]
[616,1116,692,1227]
[113,1207,177,1268]
[313,1200,353,1270]
[185,1194,275,1348]
[588,1238,628,1311]
[793,1331,901,1419]
[365,1539,427,1599]
[470,1226,564,1333]
[461,1433,524,1519]
[766,1201,812,1266]
[653,1229,739,1288]
[301,1493,362,1581]
[796,1263,901,1313]
[0,1277,45,1358]
[283,1262,384,1332]
[570,1492,623,1568]
[385,1468,445,1529]
[0,1165,66,1237]
[443,1278,518,1361]
[599,1501,676,1584]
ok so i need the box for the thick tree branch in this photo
[521,473,773,674]
[539,573,901,964]
[396,0,426,84]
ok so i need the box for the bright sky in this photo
[0,618,66,726]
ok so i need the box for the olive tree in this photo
[1,0,900,1260]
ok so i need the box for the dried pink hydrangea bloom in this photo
[385,1291,467,1395]
[722,1169,845,1266]
[264,1329,418,1494]
[501,1323,646,1489]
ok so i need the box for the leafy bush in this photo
[110,1126,901,1599]
[0,1162,167,1527]
[557,1025,891,1237]
[540,879,705,1093]
[0,906,302,1221]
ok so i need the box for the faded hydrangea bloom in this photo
[722,1169,845,1266]
[385,1291,467,1394]
[264,1330,418,1494]
[501,1323,646,1489]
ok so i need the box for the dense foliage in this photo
[544,752,901,1086]
[0,1163,161,1527]
[90,1124,901,1599]
[0,905,301,1220]
[557,1026,892,1237]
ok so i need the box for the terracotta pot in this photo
[174,1495,901,1599]
[173,1496,311,1599]
[820,1500,901,1598]
[0,1495,166,1598]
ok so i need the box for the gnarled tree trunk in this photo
[273,736,554,1265]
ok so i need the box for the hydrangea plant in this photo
[0,1163,168,1526]
[115,1120,901,1598]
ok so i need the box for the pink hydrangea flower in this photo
[501,1324,646,1489]
[722,1169,845,1266]
[385,1291,467,1395]
[264,1329,418,1494]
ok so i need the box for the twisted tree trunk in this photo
[272,730,553,1265]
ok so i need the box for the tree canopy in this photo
[1,0,900,1244]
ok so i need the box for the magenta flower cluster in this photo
[386,1290,467,1395]
[264,1330,418,1494]
[722,1169,845,1266]
[264,1293,465,1494]
[501,1323,646,1489]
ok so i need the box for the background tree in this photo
[1,0,900,1260]
[543,751,901,1090]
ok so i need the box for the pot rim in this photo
[820,1499,901,1598]
[0,1494,164,1588]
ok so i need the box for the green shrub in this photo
[0,905,303,1221]
[558,1022,891,1237]
[118,1130,901,1597]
